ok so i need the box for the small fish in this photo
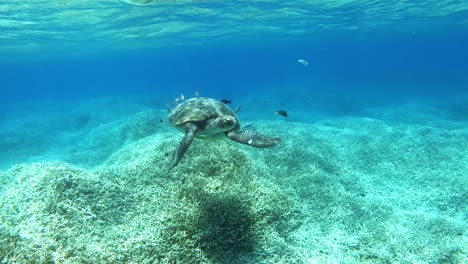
[220,99,232,104]
[159,117,164,123]
[166,104,172,113]
[194,90,199,98]
[297,59,309,66]
[243,123,253,129]
[180,93,185,100]
[234,106,241,113]
[275,110,288,117]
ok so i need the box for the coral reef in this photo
[0,135,301,263]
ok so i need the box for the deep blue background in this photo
[2,31,468,106]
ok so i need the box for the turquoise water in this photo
[1,1,467,263]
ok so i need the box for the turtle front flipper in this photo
[170,123,198,169]
[226,130,281,148]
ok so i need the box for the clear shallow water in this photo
[1,0,468,55]
[0,1,467,263]
[1,0,468,103]
[1,1,468,105]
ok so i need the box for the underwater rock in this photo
[0,130,302,263]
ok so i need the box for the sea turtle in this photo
[168,97,281,169]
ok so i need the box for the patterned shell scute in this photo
[169,97,236,127]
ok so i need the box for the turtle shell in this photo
[169,97,238,128]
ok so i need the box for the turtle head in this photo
[216,116,236,130]
[203,116,237,134]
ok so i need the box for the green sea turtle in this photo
[168,97,281,169]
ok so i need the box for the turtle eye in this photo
[221,118,233,128]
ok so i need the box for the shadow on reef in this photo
[195,193,254,262]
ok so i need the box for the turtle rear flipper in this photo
[226,130,281,148]
[170,123,198,169]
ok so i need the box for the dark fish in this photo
[220,99,232,104]
[234,106,241,113]
[166,104,171,113]
[275,110,288,117]
[159,118,164,123]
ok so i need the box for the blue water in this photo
[2,33,468,104]
[1,1,468,106]
[0,1,467,263]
